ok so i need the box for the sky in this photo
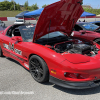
[0,0,100,9]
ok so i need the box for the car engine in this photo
[68,44,91,54]
[53,40,99,56]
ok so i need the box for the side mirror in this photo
[79,30,86,34]
[12,36,23,42]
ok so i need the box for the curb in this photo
[0,17,7,21]
[0,17,35,21]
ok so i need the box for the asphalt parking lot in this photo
[1,19,100,100]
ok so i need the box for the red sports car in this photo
[73,22,100,44]
[0,0,100,89]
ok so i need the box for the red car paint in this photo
[0,0,100,89]
[33,0,83,42]
[72,30,100,42]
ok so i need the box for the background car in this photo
[14,19,25,24]
[90,21,100,26]
[0,20,5,27]
[73,22,100,44]
[74,22,100,33]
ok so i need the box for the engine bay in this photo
[45,39,99,56]
[35,33,99,57]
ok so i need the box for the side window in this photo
[6,28,21,37]
[6,28,13,37]
[74,25,83,31]
[95,23,100,26]
[12,29,21,36]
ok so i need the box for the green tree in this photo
[24,1,28,10]
[32,3,38,10]
[81,0,83,5]
[0,1,11,10]
[10,5,14,10]
[0,0,21,11]
[27,6,33,11]
[10,0,16,10]
[16,3,20,10]
[42,4,48,8]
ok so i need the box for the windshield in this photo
[18,25,66,42]
[40,31,65,39]
[19,25,36,42]
[81,23,99,31]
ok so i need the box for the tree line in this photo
[0,0,20,10]
[0,0,48,11]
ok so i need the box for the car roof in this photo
[8,23,36,30]
[90,21,100,23]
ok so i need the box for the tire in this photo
[0,46,4,57]
[29,55,49,83]
[94,39,100,45]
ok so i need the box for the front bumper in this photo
[49,76,100,89]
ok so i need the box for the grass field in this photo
[0,11,24,17]
[83,8,100,15]
[0,8,100,17]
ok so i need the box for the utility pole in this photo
[27,0,28,10]
[14,2,15,10]
[12,0,15,10]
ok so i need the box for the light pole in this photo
[14,2,15,10]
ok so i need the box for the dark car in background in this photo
[74,22,100,33]
[90,21,100,26]
[0,20,5,27]
[72,22,100,44]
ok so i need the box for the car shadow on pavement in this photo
[43,82,53,85]
[53,85,100,95]
[6,57,100,94]
[6,57,30,72]
[7,57,53,86]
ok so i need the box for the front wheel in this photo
[29,55,49,83]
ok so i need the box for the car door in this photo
[1,35,24,62]
[1,26,25,63]
[1,34,15,57]
[11,38,24,63]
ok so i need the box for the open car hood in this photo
[33,0,84,42]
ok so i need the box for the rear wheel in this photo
[29,55,49,83]
[0,46,4,57]
[94,39,100,45]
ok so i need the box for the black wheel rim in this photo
[30,59,43,80]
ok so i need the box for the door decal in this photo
[3,42,22,55]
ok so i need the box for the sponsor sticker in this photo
[3,43,22,55]
[24,63,29,68]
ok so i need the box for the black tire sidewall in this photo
[0,46,3,57]
[29,55,49,83]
